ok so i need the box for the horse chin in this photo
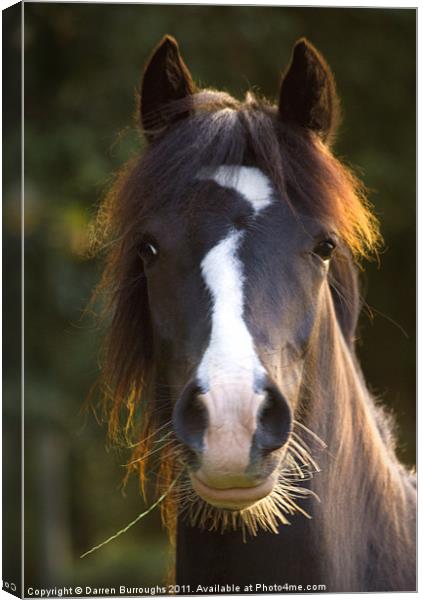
[190,472,277,511]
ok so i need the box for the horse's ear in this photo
[140,35,196,142]
[278,38,339,142]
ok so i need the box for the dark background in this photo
[6,2,417,590]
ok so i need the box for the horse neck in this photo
[173,293,415,591]
[303,299,415,591]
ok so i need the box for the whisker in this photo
[172,422,324,539]
[125,420,173,448]
[124,417,325,541]
[293,419,327,448]
[124,440,175,466]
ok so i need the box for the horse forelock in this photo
[133,89,381,257]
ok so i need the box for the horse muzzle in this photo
[173,376,292,509]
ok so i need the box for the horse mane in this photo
[90,88,387,550]
[302,295,415,590]
[329,250,361,348]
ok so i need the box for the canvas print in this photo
[3,2,416,596]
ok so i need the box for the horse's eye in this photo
[313,238,337,261]
[139,239,159,266]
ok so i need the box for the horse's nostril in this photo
[173,382,208,452]
[256,383,292,453]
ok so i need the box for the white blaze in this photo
[197,166,274,391]
[199,165,273,214]
[197,231,263,389]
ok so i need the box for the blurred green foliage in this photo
[11,2,416,589]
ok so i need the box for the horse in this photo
[92,35,416,592]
